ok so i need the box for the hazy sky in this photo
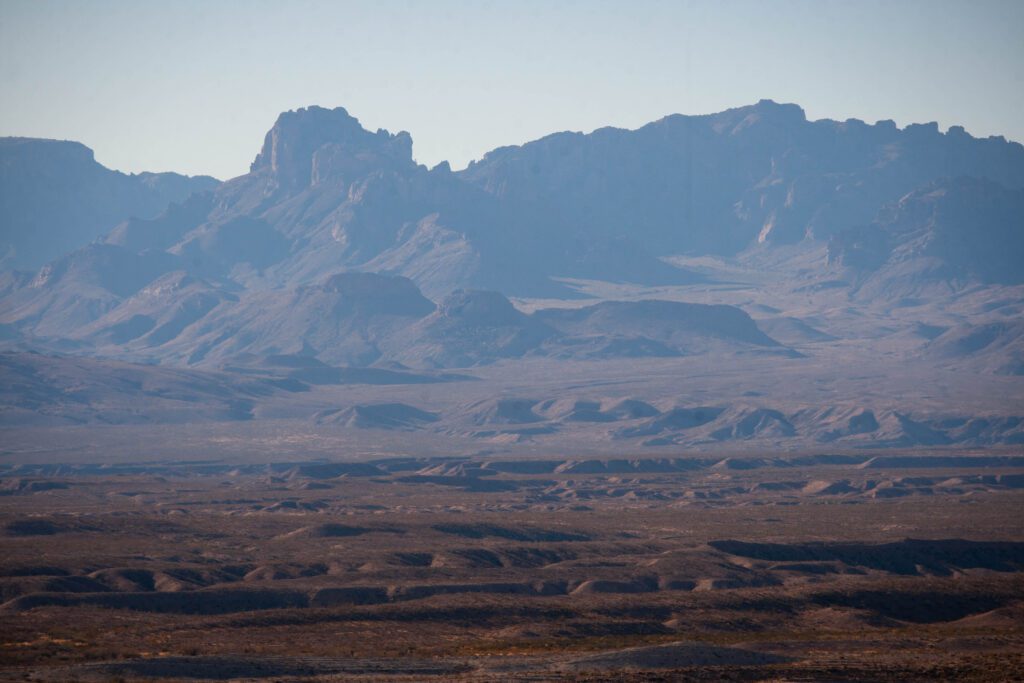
[2,0,1022,179]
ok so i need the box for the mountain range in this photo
[1,101,1021,453]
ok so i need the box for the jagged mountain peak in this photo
[249,105,414,189]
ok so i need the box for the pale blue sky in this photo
[2,0,1022,179]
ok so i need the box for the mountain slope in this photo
[85,272,436,367]
[828,177,1024,294]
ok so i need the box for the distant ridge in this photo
[0,137,218,269]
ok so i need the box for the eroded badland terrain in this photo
[1,452,1023,681]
